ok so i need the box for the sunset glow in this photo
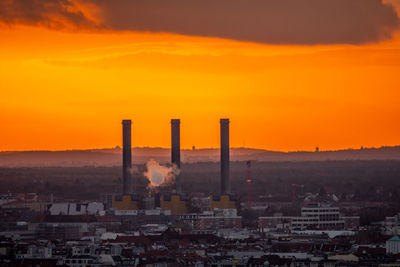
[1,1,400,152]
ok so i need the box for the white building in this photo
[293,202,344,229]
[386,235,400,254]
[259,202,358,231]
[49,202,104,216]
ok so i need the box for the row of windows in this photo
[292,223,344,227]
[302,213,339,218]
[319,215,340,220]
[302,208,339,213]
[293,216,339,222]
[64,259,93,264]
[293,218,319,222]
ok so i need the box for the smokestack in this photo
[171,119,181,194]
[220,118,230,195]
[122,120,133,195]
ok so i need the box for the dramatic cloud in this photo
[95,0,399,44]
[1,0,399,44]
[0,0,97,29]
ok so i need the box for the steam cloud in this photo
[0,0,399,44]
[144,159,180,189]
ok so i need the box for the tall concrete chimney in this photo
[171,119,181,194]
[122,120,133,195]
[220,118,230,195]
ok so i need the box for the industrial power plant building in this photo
[112,118,238,215]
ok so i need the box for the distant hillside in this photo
[0,146,400,167]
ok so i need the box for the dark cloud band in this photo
[1,0,399,45]
[96,0,399,44]
[0,0,95,29]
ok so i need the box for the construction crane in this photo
[246,160,252,208]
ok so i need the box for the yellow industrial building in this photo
[112,194,140,210]
[210,194,237,210]
[160,194,188,215]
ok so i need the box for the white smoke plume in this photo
[144,159,180,189]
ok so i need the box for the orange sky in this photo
[1,4,400,152]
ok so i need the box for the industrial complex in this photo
[112,118,237,215]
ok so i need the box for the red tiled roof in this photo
[42,214,97,223]
[110,236,150,245]
[356,246,386,255]
[95,215,120,223]
[16,193,37,201]
[141,250,169,257]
